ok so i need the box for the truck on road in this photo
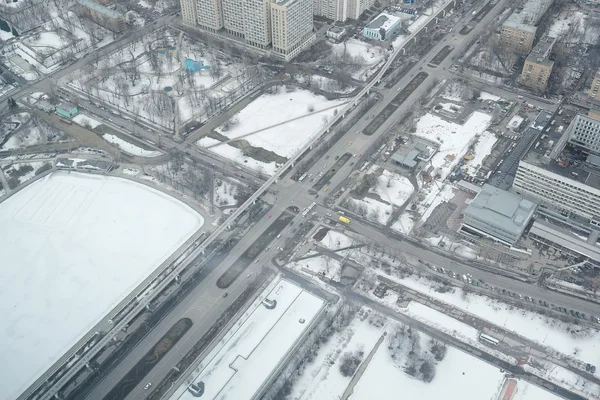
[339,216,350,224]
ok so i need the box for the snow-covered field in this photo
[331,39,386,81]
[349,341,505,400]
[214,179,238,206]
[197,136,278,176]
[320,230,354,250]
[372,169,414,208]
[478,91,501,101]
[170,279,324,400]
[73,114,102,129]
[378,273,600,367]
[288,255,343,281]
[102,134,162,157]
[0,172,203,400]
[289,308,386,400]
[212,86,346,159]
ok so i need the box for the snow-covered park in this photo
[102,134,162,157]
[0,172,203,400]
[198,86,346,175]
[170,279,324,400]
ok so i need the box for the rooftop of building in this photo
[56,102,78,111]
[529,220,600,261]
[78,0,124,19]
[525,35,556,67]
[328,26,346,33]
[502,0,553,30]
[464,184,537,235]
[522,111,600,189]
[366,12,401,31]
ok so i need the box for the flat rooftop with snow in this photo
[170,279,324,400]
[0,172,204,400]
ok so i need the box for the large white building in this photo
[313,0,374,22]
[567,114,600,155]
[180,0,314,60]
[513,161,600,225]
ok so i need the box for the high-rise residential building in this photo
[180,0,313,60]
[181,0,198,25]
[519,35,555,92]
[313,0,374,22]
[500,0,553,54]
[195,0,225,32]
[589,70,600,100]
[271,0,315,60]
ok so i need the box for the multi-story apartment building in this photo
[181,0,198,25]
[271,0,315,60]
[589,70,600,100]
[566,114,600,155]
[77,0,125,33]
[180,0,313,60]
[513,161,600,225]
[500,0,553,54]
[194,0,225,32]
[313,0,374,22]
[519,35,555,92]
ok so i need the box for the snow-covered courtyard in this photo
[170,279,324,400]
[0,172,203,400]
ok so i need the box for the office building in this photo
[589,70,600,100]
[566,114,600,155]
[362,12,402,41]
[313,0,374,22]
[271,0,315,60]
[77,0,125,32]
[519,35,555,92]
[461,184,536,245]
[500,0,553,54]
[180,0,313,60]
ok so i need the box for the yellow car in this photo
[324,187,329,192]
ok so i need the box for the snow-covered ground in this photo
[2,161,47,187]
[197,136,278,176]
[288,255,344,281]
[0,172,203,400]
[372,169,414,208]
[412,112,492,181]
[349,340,505,400]
[289,309,386,400]
[72,114,102,129]
[212,86,346,159]
[102,134,162,157]
[391,212,416,235]
[378,273,600,366]
[346,195,392,225]
[214,179,238,206]
[331,39,386,81]
[170,279,324,400]
[512,379,565,400]
[478,91,501,101]
[525,360,600,399]
[463,130,497,177]
[320,230,354,250]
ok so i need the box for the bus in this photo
[298,172,308,182]
[339,216,350,224]
[479,333,500,346]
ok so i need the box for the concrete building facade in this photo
[77,0,125,33]
[566,114,600,156]
[180,0,313,60]
[500,0,553,54]
[513,161,600,224]
[271,0,315,60]
[519,35,555,92]
[313,0,374,22]
[462,184,536,245]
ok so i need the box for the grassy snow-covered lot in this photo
[0,172,203,400]
[198,85,346,175]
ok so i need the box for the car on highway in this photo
[348,141,352,146]
[223,292,228,298]
[266,213,272,219]
[144,383,152,390]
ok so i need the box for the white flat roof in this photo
[0,172,203,400]
[171,279,324,400]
